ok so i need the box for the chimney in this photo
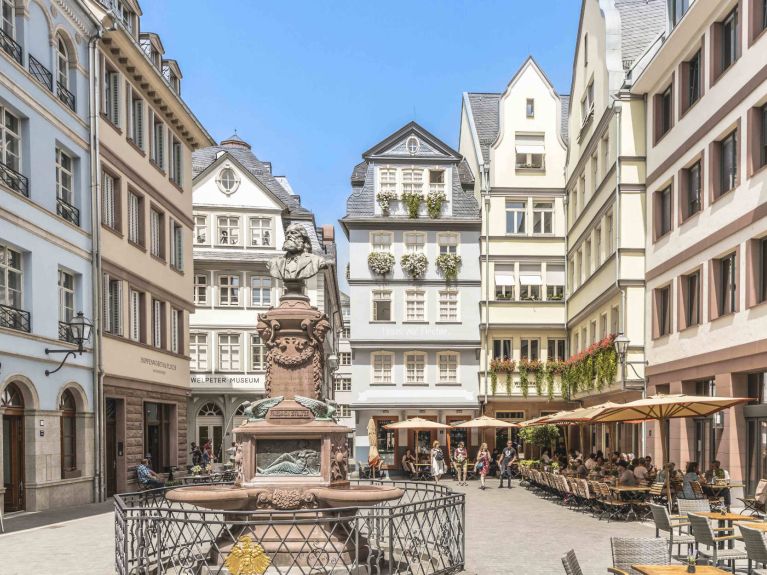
[321,224,335,244]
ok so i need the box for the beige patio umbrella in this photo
[451,415,520,451]
[546,402,623,455]
[589,394,752,507]
[367,417,379,465]
[384,417,453,464]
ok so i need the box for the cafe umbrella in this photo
[589,394,752,508]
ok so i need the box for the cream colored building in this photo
[563,0,666,454]
[634,0,767,492]
[460,57,575,449]
[82,0,214,495]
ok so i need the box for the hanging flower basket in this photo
[367,251,395,275]
[400,252,428,278]
[376,190,399,215]
[426,189,447,218]
[400,191,423,218]
[560,334,617,397]
[519,358,542,398]
[436,253,462,280]
[490,358,516,396]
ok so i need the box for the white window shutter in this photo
[102,274,111,333]
[136,101,144,148]
[110,73,120,125]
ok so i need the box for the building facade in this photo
[188,134,343,460]
[635,0,767,492]
[334,292,354,433]
[563,0,666,455]
[0,0,99,513]
[83,0,214,495]
[341,122,481,469]
[460,57,576,451]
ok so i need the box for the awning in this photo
[515,145,545,155]
[494,273,515,285]
[546,268,565,285]
[520,274,542,285]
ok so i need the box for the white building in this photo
[188,134,343,460]
[334,292,354,433]
[341,122,482,470]
[0,0,99,512]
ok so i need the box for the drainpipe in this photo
[88,26,104,503]
[482,167,490,410]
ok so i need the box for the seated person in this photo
[704,459,731,507]
[401,449,417,477]
[584,453,598,471]
[618,460,637,486]
[681,461,703,499]
[574,459,588,478]
[540,450,552,465]
[137,458,165,489]
[644,456,656,475]
[633,458,649,483]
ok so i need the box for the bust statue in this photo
[268,223,327,283]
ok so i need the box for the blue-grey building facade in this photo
[0,0,99,512]
[341,122,482,471]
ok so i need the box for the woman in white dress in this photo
[430,440,446,483]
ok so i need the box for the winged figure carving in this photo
[243,396,284,421]
[294,395,336,421]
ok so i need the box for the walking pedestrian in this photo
[476,443,491,490]
[498,440,518,488]
[190,442,202,466]
[430,440,446,483]
[453,442,468,486]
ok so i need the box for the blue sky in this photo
[143,1,581,289]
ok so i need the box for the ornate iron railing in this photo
[57,197,80,226]
[57,81,76,111]
[0,160,29,197]
[114,480,465,575]
[0,28,22,65]
[0,304,31,333]
[58,320,75,343]
[28,55,53,91]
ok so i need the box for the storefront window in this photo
[375,418,397,468]
[144,402,173,471]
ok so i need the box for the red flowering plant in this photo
[560,334,617,397]
[489,358,516,396]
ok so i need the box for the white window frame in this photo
[218,333,241,372]
[405,289,425,322]
[127,191,141,245]
[129,94,144,149]
[505,199,526,235]
[170,137,183,186]
[378,166,397,195]
[58,269,75,324]
[189,332,208,371]
[102,171,116,229]
[405,351,426,384]
[428,169,445,194]
[152,298,162,348]
[372,352,393,384]
[152,116,165,169]
[102,274,122,335]
[105,67,120,126]
[55,147,74,205]
[250,275,272,307]
[250,333,265,371]
[216,167,240,194]
[218,274,241,307]
[520,338,540,361]
[438,288,459,321]
[150,208,163,258]
[129,289,141,342]
[372,289,392,322]
[334,377,352,392]
[194,215,207,245]
[437,232,459,255]
[437,351,458,384]
[249,216,272,247]
[404,231,426,253]
[532,201,553,235]
[170,308,180,354]
[402,167,424,196]
[193,273,208,305]
[370,231,393,252]
[170,220,183,271]
[217,215,240,246]
[339,352,351,366]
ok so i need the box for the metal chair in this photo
[648,502,696,560]
[738,524,767,575]
[561,548,585,575]
[610,537,669,575]
[687,512,747,572]
[738,479,767,516]
[677,497,711,516]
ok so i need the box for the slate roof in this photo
[466,93,500,163]
[192,137,312,217]
[560,95,571,144]
[615,0,666,69]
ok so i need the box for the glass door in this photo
[747,419,767,496]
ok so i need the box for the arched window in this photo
[1,382,24,411]
[198,402,223,417]
[57,36,70,89]
[235,402,248,416]
[60,389,77,473]
[216,168,239,194]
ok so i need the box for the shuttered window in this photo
[102,171,116,229]
[129,289,142,342]
[150,208,163,258]
[127,191,142,245]
[105,68,120,126]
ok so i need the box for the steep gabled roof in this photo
[192,136,311,216]
[615,0,666,70]
[464,93,500,164]
[362,121,462,161]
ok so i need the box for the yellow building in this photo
[83,0,214,495]
[460,57,576,450]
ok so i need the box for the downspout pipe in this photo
[482,167,490,410]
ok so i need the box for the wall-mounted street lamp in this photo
[327,354,339,373]
[613,332,644,391]
[613,333,630,363]
[44,312,93,376]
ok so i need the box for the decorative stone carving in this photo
[267,223,327,283]
[233,442,244,487]
[255,440,321,477]
[330,439,349,482]
[256,489,318,510]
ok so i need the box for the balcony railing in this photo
[58,320,75,343]
[0,161,29,197]
[0,304,31,333]
[0,28,22,65]
[57,197,80,226]
[57,82,76,111]
[28,55,53,91]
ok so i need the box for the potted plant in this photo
[376,189,399,215]
[400,252,428,278]
[490,358,516,396]
[400,190,423,218]
[425,189,447,218]
[191,464,202,477]
[436,253,462,280]
[367,251,395,275]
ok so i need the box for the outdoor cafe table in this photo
[631,566,729,575]
[737,521,767,532]
[703,482,743,496]
[696,511,752,549]
[609,485,652,492]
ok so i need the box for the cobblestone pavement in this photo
[0,481,666,575]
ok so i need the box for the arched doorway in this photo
[197,403,223,462]
[2,382,25,511]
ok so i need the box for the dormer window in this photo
[515,134,545,170]
[116,1,135,35]
[406,136,420,155]
[216,167,239,194]
[429,170,445,194]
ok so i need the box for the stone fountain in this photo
[166,223,403,567]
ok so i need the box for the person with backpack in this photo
[498,440,518,488]
[430,440,446,483]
